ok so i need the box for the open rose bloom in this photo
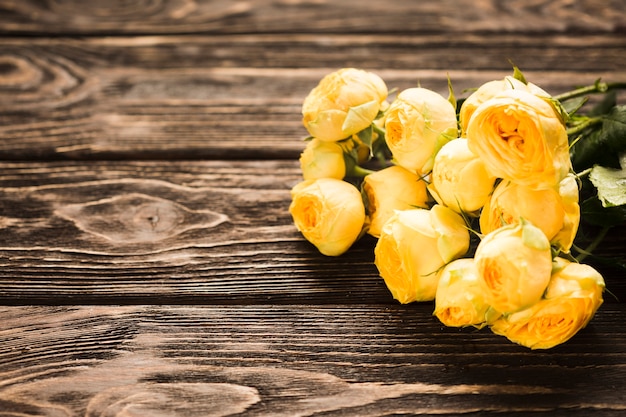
[290,68,606,349]
[374,206,470,303]
[490,257,605,349]
[466,88,571,189]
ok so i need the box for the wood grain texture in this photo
[0,0,624,35]
[0,35,625,160]
[0,160,624,305]
[0,305,625,416]
[0,160,390,304]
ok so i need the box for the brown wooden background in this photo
[1,1,625,415]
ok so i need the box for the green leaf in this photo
[570,105,626,171]
[589,90,617,117]
[581,196,626,227]
[589,164,626,207]
[356,124,374,150]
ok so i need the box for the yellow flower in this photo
[490,257,605,349]
[551,174,581,253]
[479,173,580,252]
[374,205,470,303]
[384,87,458,175]
[302,68,388,142]
[459,76,529,135]
[474,220,553,314]
[289,178,365,256]
[434,258,495,328]
[299,138,346,180]
[428,138,496,215]
[466,88,570,188]
[362,165,429,238]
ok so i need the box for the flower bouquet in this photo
[289,67,625,349]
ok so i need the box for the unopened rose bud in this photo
[384,87,458,175]
[362,165,429,238]
[474,220,553,314]
[428,138,496,215]
[479,173,580,252]
[289,178,366,256]
[302,68,388,142]
[434,258,494,328]
[299,139,346,180]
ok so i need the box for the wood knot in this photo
[55,193,228,243]
[0,49,92,111]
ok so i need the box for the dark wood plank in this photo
[1,35,625,160]
[0,160,624,304]
[0,0,624,35]
[0,160,390,304]
[0,305,625,416]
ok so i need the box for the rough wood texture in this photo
[1,305,625,416]
[1,0,625,415]
[0,0,624,35]
[0,35,625,160]
[0,160,624,305]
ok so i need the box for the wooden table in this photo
[1,1,625,415]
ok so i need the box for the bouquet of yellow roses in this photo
[289,67,625,349]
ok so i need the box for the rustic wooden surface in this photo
[0,1,625,415]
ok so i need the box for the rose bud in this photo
[474,220,553,314]
[374,205,470,303]
[362,165,429,238]
[299,138,347,180]
[490,257,605,349]
[384,87,458,175]
[428,138,496,215]
[466,88,570,189]
[289,178,366,256]
[479,173,580,253]
[302,68,388,142]
[434,258,495,328]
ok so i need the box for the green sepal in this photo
[520,218,550,251]
[342,100,379,134]
[510,61,528,85]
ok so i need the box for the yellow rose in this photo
[474,220,553,314]
[479,173,580,252]
[362,165,429,237]
[289,178,365,256]
[551,174,581,253]
[374,205,470,303]
[490,257,605,349]
[434,258,495,328]
[466,88,570,188]
[428,138,497,215]
[299,139,346,180]
[459,76,529,135]
[302,68,388,142]
[384,87,458,175]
